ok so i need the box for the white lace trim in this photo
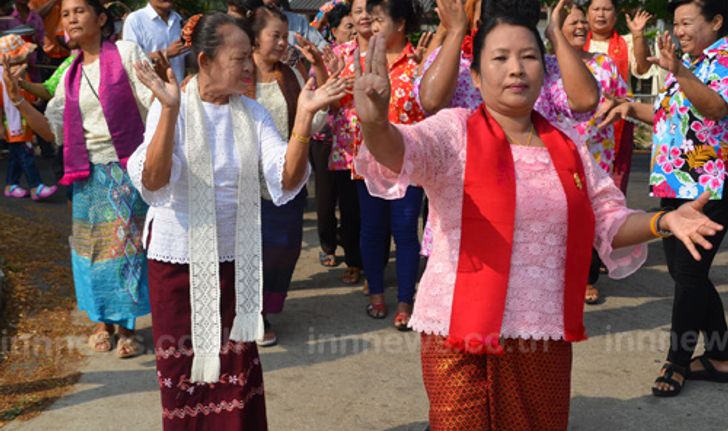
[185,77,263,384]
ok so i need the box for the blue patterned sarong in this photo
[71,163,150,329]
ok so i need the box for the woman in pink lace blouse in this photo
[350,11,722,431]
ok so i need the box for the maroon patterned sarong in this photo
[148,259,268,430]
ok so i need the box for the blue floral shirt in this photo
[650,37,728,200]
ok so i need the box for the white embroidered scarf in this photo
[185,76,264,383]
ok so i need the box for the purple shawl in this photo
[60,40,145,185]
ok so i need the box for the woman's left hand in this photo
[662,191,724,260]
[297,76,348,114]
[648,31,682,74]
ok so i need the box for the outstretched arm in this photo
[613,192,723,261]
[354,34,405,174]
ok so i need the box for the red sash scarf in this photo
[447,105,596,355]
[585,30,629,82]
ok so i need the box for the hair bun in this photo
[182,14,204,48]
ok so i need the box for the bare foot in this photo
[691,357,728,373]
[653,362,685,394]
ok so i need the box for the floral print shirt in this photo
[329,40,360,171]
[650,36,728,200]
[575,54,629,174]
[333,41,425,175]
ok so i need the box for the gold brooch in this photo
[574,173,583,190]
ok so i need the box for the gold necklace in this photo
[504,123,535,147]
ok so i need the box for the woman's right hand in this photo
[1,56,22,102]
[545,0,572,42]
[353,34,391,125]
[134,61,180,109]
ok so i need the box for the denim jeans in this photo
[357,182,423,304]
[6,142,41,189]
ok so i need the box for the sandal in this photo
[688,355,728,383]
[88,328,112,352]
[393,312,412,332]
[652,362,687,397]
[256,319,278,347]
[319,251,338,267]
[366,302,387,319]
[585,285,600,305]
[116,334,145,359]
[342,267,361,285]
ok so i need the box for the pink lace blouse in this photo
[354,108,648,340]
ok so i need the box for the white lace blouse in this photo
[128,97,310,264]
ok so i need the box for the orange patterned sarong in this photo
[421,334,572,431]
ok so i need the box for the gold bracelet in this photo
[11,97,24,107]
[291,131,311,145]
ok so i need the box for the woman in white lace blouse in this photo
[127,13,346,429]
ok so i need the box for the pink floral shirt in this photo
[574,54,630,174]
[355,108,646,339]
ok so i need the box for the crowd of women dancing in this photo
[3,0,728,428]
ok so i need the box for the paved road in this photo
[2,154,728,431]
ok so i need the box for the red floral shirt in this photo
[333,42,425,176]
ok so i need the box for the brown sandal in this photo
[88,329,112,352]
[116,335,145,359]
[342,267,361,285]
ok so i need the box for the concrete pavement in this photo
[2,154,728,430]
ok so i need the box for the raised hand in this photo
[353,34,391,125]
[134,60,180,109]
[297,76,348,114]
[322,46,345,76]
[662,191,724,261]
[165,40,189,59]
[295,34,324,66]
[545,0,572,41]
[1,55,21,102]
[648,31,682,74]
[626,9,653,35]
[434,0,468,34]
[409,32,434,64]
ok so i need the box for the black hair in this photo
[366,0,421,35]
[227,0,264,17]
[587,0,619,9]
[669,0,728,37]
[62,0,115,39]
[191,12,251,61]
[481,0,540,28]
[328,3,352,30]
[249,4,288,39]
[470,14,546,72]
